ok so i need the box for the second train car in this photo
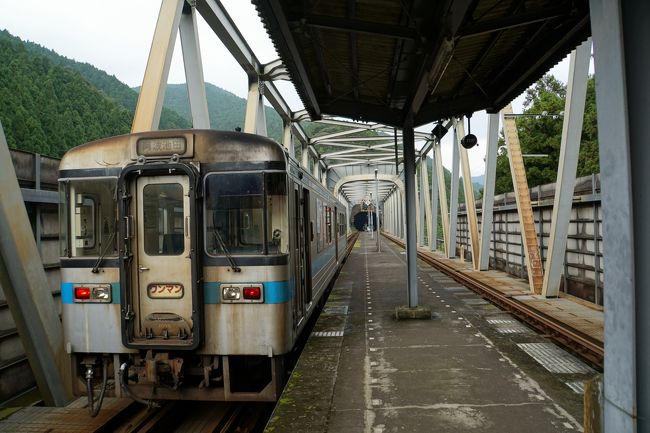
[58,129,348,406]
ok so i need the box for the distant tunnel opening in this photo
[353,211,377,232]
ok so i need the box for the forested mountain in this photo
[21,34,190,131]
[160,83,284,141]
[0,30,189,156]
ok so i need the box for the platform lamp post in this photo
[375,169,381,252]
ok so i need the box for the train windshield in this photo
[205,172,287,256]
[59,178,118,258]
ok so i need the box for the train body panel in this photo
[58,129,349,403]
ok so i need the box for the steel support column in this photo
[244,76,267,135]
[0,123,69,406]
[430,147,439,251]
[479,113,499,270]
[434,139,449,255]
[455,118,480,268]
[542,39,591,297]
[590,0,645,430]
[403,119,418,307]
[282,121,294,156]
[375,170,381,251]
[449,128,460,259]
[179,3,210,129]
[132,0,184,133]
[421,155,432,248]
[416,162,424,245]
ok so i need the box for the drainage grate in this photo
[564,381,586,394]
[313,331,344,337]
[517,343,594,374]
[486,317,530,333]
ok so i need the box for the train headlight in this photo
[73,284,112,303]
[221,284,264,303]
[222,286,241,301]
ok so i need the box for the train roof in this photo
[59,129,287,172]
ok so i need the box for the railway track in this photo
[383,233,604,369]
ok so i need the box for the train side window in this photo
[265,173,288,254]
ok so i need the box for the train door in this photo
[303,188,312,304]
[132,175,193,345]
[334,206,339,262]
[292,186,305,327]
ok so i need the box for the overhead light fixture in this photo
[461,115,478,149]
[432,122,448,140]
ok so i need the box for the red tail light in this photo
[75,287,91,300]
[243,287,261,300]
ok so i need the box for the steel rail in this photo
[382,232,604,369]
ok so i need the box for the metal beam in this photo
[449,128,460,259]
[132,0,184,132]
[430,147,439,252]
[0,123,69,406]
[459,6,568,39]
[179,3,210,129]
[403,118,418,307]
[590,0,640,430]
[479,113,499,270]
[421,156,432,247]
[244,77,267,135]
[455,117,480,269]
[434,139,449,255]
[542,39,591,297]
[292,14,419,41]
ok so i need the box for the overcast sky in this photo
[0,0,582,177]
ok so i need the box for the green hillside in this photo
[160,83,284,141]
[21,33,190,131]
[0,30,134,156]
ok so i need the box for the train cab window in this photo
[60,178,118,258]
[205,173,264,255]
[142,183,184,256]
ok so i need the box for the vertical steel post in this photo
[0,123,69,406]
[244,76,267,135]
[375,169,380,252]
[416,161,424,245]
[420,155,432,248]
[455,118,480,268]
[430,148,439,251]
[369,193,374,238]
[542,39,591,297]
[590,0,644,430]
[434,140,449,254]
[132,0,184,133]
[449,128,460,258]
[479,113,499,270]
[179,3,210,129]
[403,118,418,307]
[283,121,294,156]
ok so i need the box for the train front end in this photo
[59,130,292,403]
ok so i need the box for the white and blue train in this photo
[58,129,348,407]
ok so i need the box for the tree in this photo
[494,74,599,195]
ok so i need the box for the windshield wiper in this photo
[213,229,241,272]
[92,230,117,274]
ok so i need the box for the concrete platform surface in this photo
[265,233,597,432]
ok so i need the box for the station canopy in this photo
[253,0,590,128]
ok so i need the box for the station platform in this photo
[265,232,599,433]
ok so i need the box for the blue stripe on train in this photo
[203,281,290,304]
[61,282,121,304]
